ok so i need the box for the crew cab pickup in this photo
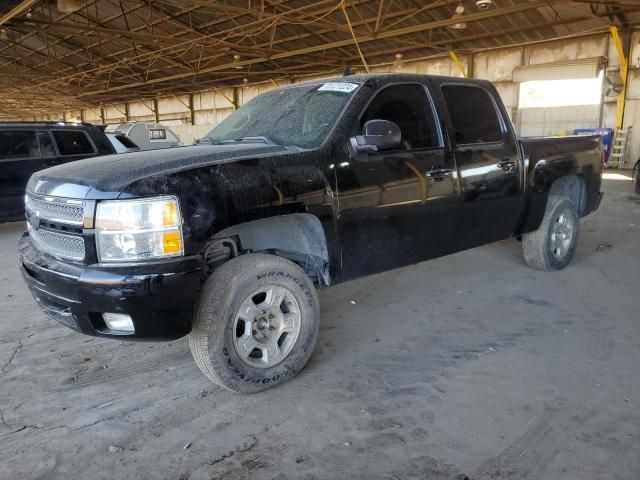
[19,74,603,393]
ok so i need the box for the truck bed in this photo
[518,134,602,234]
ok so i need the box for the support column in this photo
[188,93,195,125]
[232,87,239,111]
[153,98,160,123]
[609,26,631,129]
[214,87,238,111]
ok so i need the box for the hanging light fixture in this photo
[58,0,84,13]
[232,54,243,70]
[394,53,404,70]
[0,29,9,41]
[448,4,467,30]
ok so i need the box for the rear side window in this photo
[38,131,56,157]
[441,85,503,144]
[116,134,138,148]
[361,84,441,149]
[52,130,95,155]
[0,131,39,159]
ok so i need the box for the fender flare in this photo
[518,170,588,235]
[213,213,330,286]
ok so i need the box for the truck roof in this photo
[290,72,492,87]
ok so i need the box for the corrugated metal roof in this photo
[0,0,638,118]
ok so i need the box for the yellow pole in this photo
[449,50,468,78]
[609,26,627,130]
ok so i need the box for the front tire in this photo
[188,253,320,393]
[522,195,580,271]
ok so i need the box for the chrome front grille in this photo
[25,194,88,262]
[28,224,85,261]
[26,195,84,226]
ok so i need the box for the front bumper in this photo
[19,232,203,340]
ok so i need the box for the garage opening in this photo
[515,58,605,137]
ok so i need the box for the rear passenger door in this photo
[437,82,522,250]
[0,129,55,220]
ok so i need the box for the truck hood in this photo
[27,143,289,199]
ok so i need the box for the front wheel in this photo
[188,253,320,393]
[522,195,580,271]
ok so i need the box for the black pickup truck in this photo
[19,74,603,393]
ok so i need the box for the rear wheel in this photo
[188,253,320,393]
[522,195,579,271]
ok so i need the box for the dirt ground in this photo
[1,175,639,480]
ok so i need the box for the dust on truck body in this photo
[19,73,603,393]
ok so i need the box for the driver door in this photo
[334,82,460,281]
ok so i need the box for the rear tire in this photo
[522,195,579,271]
[188,253,320,393]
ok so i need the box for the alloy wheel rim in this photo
[550,210,574,259]
[232,285,301,369]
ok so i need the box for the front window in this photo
[205,81,360,149]
[359,84,442,149]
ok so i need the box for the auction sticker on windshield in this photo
[317,82,359,93]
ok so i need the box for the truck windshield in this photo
[205,82,360,148]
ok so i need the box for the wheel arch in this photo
[210,213,330,286]
[548,174,588,216]
[518,172,588,235]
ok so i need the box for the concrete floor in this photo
[1,175,639,480]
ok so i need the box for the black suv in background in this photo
[0,122,115,221]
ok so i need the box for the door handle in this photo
[497,158,516,171]
[426,168,452,177]
[425,168,452,181]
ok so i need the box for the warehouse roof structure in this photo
[1,0,640,118]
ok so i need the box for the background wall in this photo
[518,105,602,137]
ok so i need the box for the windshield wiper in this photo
[218,136,278,145]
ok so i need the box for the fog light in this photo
[103,313,134,333]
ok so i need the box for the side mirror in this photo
[349,119,402,154]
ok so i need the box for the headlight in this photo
[95,196,183,262]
